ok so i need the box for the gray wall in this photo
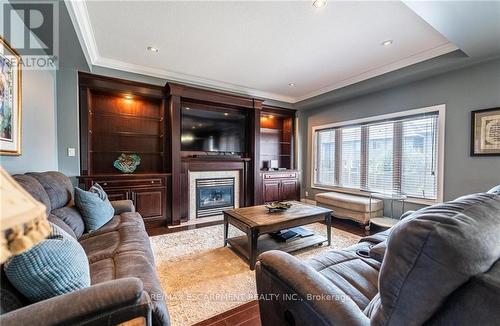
[0,70,58,173]
[56,3,90,178]
[300,57,500,210]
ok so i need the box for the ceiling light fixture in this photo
[288,83,296,87]
[312,0,327,8]
[147,46,159,53]
[381,40,393,46]
[224,113,229,116]
[124,94,133,99]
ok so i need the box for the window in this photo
[367,123,393,193]
[312,105,444,203]
[340,127,361,188]
[316,130,335,185]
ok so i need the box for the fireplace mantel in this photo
[180,157,251,223]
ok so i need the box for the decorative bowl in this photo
[265,201,292,213]
[113,154,141,173]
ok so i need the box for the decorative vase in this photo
[113,154,141,173]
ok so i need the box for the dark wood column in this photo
[166,84,183,225]
[251,100,263,205]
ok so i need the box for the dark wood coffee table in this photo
[223,201,332,270]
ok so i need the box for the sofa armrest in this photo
[0,277,151,326]
[111,199,136,214]
[256,251,369,326]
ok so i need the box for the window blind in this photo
[340,127,361,188]
[367,122,394,193]
[313,110,440,200]
[401,115,439,199]
[316,130,335,185]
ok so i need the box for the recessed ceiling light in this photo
[269,115,274,119]
[288,83,296,87]
[147,46,159,52]
[382,40,393,46]
[224,113,229,116]
[185,107,190,110]
[192,126,196,129]
[124,94,133,99]
[312,0,327,8]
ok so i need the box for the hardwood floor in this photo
[191,217,372,325]
[193,301,261,326]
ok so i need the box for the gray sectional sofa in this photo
[256,188,500,325]
[0,172,169,326]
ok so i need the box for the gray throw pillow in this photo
[74,183,114,231]
[3,224,90,302]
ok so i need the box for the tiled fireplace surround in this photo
[188,170,240,220]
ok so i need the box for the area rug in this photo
[150,223,360,326]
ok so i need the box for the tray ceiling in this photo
[67,1,458,103]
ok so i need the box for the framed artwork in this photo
[471,107,500,156]
[0,37,22,155]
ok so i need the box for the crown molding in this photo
[293,42,459,103]
[93,56,297,103]
[66,2,459,104]
[65,0,99,67]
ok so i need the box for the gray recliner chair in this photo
[256,188,500,326]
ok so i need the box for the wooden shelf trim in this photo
[91,150,164,154]
[92,131,164,138]
[92,112,162,121]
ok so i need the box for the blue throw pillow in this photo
[3,224,90,302]
[74,183,115,231]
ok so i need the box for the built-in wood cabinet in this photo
[77,174,170,225]
[78,72,170,228]
[78,72,298,232]
[261,171,300,203]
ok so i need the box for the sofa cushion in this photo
[27,172,74,210]
[372,192,500,325]
[306,249,381,310]
[51,206,85,238]
[47,214,77,239]
[74,184,114,232]
[12,174,51,214]
[79,213,168,326]
[315,192,383,212]
[78,212,145,241]
[4,224,90,302]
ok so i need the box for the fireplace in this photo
[196,178,235,218]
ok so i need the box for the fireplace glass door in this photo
[196,178,235,218]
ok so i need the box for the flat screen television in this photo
[181,106,247,153]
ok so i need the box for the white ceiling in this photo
[67,1,458,103]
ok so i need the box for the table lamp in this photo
[0,166,51,264]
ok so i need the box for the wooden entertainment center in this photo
[77,72,298,233]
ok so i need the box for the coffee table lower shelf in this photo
[227,234,327,266]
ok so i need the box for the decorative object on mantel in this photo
[0,37,22,156]
[471,107,500,156]
[0,166,51,263]
[265,201,292,213]
[113,153,141,173]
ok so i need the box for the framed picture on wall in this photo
[471,107,500,156]
[0,37,22,156]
